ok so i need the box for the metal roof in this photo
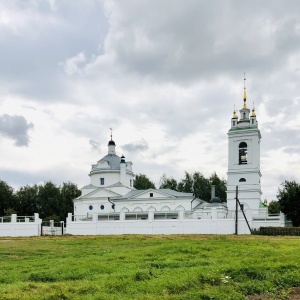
[92,154,121,171]
[119,189,193,199]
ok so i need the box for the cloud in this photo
[0,0,108,102]
[122,139,149,153]
[0,114,33,146]
[99,0,300,84]
[89,139,99,151]
[62,52,86,76]
[0,0,300,204]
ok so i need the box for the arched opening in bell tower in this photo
[239,142,248,164]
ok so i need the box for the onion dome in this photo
[232,109,238,119]
[121,155,125,163]
[210,197,221,204]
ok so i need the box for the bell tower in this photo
[227,76,262,211]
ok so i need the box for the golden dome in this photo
[232,110,238,119]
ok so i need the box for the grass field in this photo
[0,235,299,300]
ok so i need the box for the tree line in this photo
[1,175,299,226]
[0,181,81,221]
[0,171,227,220]
[134,173,300,226]
[134,171,227,202]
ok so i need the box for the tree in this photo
[268,200,281,214]
[37,181,61,220]
[209,172,227,202]
[15,185,39,216]
[159,174,178,190]
[134,174,155,190]
[177,172,194,193]
[61,182,81,218]
[0,180,15,216]
[192,172,211,201]
[176,171,227,202]
[4,208,17,216]
[277,180,300,226]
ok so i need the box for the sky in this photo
[0,0,299,202]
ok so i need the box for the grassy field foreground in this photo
[0,235,299,300]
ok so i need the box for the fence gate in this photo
[41,220,65,236]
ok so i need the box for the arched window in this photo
[239,142,247,164]
[161,206,171,211]
[239,178,246,182]
[133,206,143,212]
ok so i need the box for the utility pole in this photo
[235,185,238,235]
[235,185,252,235]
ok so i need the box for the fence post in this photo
[50,220,54,235]
[66,213,72,225]
[148,211,154,222]
[11,214,17,223]
[120,211,125,221]
[92,212,98,222]
[178,210,184,220]
[61,221,64,235]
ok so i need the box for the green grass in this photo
[0,235,299,299]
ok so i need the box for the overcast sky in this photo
[0,0,299,202]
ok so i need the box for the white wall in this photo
[0,214,42,237]
[66,213,252,235]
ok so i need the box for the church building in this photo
[74,130,202,219]
[68,83,285,235]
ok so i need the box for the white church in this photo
[66,86,285,235]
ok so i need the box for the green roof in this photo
[229,126,258,132]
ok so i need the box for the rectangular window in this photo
[130,179,132,187]
[150,193,153,197]
[100,178,104,185]
[233,121,236,126]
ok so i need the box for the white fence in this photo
[0,210,285,237]
[0,214,42,237]
[66,211,254,235]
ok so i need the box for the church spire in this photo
[108,127,116,154]
[243,72,247,109]
[110,127,113,141]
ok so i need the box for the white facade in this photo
[89,139,134,189]
[227,88,262,211]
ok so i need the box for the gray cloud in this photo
[0,114,33,146]
[261,128,300,155]
[89,139,99,151]
[0,0,299,203]
[122,139,149,153]
[104,1,300,84]
[0,1,108,102]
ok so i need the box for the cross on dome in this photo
[243,72,247,109]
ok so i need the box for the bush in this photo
[255,227,300,236]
